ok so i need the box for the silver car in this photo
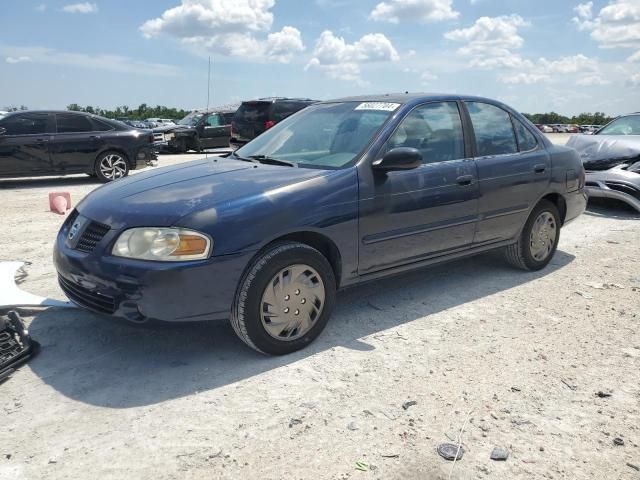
[567,113,640,212]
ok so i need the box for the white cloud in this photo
[306,30,399,82]
[62,2,98,14]
[420,71,438,84]
[6,56,32,64]
[574,1,640,55]
[576,74,610,85]
[35,4,46,12]
[1,46,179,76]
[628,50,640,62]
[140,0,304,63]
[444,15,531,69]
[499,73,551,85]
[538,54,598,74]
[370,0,459,23]
[627,72,640,86]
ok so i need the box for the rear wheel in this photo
[230,242,336,355]
[95,151,129,182]
[505,200,560,271]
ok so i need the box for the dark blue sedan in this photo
[54,94,587,355]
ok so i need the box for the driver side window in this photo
[383,102,465,164]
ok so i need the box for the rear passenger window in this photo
[57,114,93,133]
[91,119,114,132]
[467,102,518,156]
[513,118,538,151]
[272,102,303,122]
[384,102,465,164]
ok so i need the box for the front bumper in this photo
[53,215,254,323]
[586,182,640,212]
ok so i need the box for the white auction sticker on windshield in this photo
[355,102,401,112]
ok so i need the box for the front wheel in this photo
[230,242,336,355]
[505,200,561,271]
[95,151,129,182]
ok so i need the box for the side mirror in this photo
[372,147,422,172]
[0,127,6,136]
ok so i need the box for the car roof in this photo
[322,92,509,105]
[242,97,317,104]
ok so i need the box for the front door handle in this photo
[456,175,474,186]
[89,135,101,140]
[534,163,546,173]
[35,138,49,143]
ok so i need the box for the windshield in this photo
[178,113,203,126]
[597,115,640,135]
[234,102,398,169]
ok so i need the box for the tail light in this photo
[264,120,275,130]
[230,122,235,136]
[579,167,586,189]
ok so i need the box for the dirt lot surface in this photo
[1,136,639,479]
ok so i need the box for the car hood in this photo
[152,124,192,133]
[76,158,329,229]
[567,134,640,170]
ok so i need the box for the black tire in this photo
[175,137,188,153]
[230,242,336,355]
[95,151,130,183]
[505,199,561,271]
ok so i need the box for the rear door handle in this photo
[456,175,474,186]
[35,138,48,143]
[89,135,101,140]
[534,164,546,173]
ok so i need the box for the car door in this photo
[0,112,52,176]
[358,101,480,274]
[50,113,105,173]
[198,113,228,148]
[465,101,551,244]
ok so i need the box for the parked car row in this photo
[151,97,318,154]
[534,123,601,134]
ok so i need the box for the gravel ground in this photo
[1,135,639,480]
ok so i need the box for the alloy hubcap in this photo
[99,154,127,180]
[529,211,557,261]
[260,264,325,341]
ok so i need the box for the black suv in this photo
[0,111,156,182]
[230,97,317,147]
[153,108,237,153]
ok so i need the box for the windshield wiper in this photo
[248,155,297,168]
[229,151,259,163]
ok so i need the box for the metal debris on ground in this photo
[613,437,625,446]
[0,311,39,383]
[0,262,74,308]
[437,443,464,461]
[627,462,640,472]
[402,400,417,410]
[596,391,612,398]
[490,447,510,461]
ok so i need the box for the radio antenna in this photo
[205,55,211,159]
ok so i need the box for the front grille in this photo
[0,330,24,366]
[58,275,116,314]
[76,221,110,253]
[605,182,640,201]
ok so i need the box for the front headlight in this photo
[112,228,212,261]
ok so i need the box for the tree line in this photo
[66,104,191,120]
[2,104,616,126]
[522,111,613,126]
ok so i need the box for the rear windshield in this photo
[234,102,271,123]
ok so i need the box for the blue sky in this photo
[1,0,639,115]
